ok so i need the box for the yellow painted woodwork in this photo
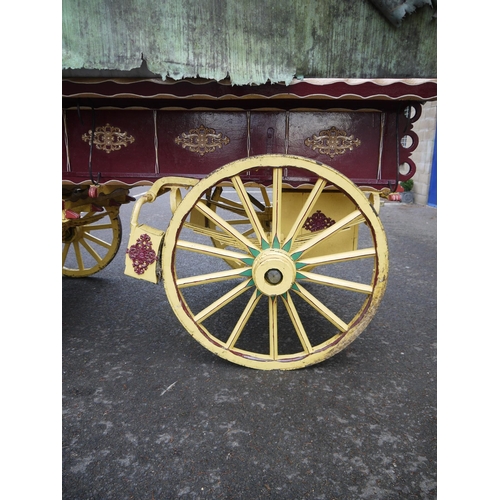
[62,206,122,278]
[123,176,198,283]
[161,155,389,370]
[281,190,359,260]
[62,184,128,277]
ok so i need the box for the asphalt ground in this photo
[62,195,437,499]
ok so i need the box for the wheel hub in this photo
[62,227,78,244]
[253,249,296,296]
[265,269,283,285]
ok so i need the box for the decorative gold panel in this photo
[175,124,230,156]
[304,126,361,158]
[82,124,135,153]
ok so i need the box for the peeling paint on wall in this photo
[369,0,434,27]
[62,0,436,85]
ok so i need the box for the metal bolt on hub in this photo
[265,269,283,285]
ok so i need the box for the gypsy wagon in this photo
[62,0,437,369]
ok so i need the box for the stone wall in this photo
[410,101,437,205]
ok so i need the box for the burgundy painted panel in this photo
[249,112,287,155]
[287,111,381,183]
[63,109,156,183]
[156,111,248,177]
[62,103,420,189]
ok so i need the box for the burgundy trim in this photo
[63,78,437,102]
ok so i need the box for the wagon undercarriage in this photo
[62,78,436,369]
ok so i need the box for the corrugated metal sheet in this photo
[62,0,436,86]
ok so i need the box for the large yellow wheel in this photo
[62,207,122,277]
[163,155,388,370]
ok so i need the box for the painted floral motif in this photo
[126,234,157,274]
[304,126,361,158]
[175,124,230,156]
[303,210,335,232]
[82,123,135,153]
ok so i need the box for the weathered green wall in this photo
[62,0,437,85]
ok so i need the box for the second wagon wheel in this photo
[163,155,388,370]
[62,206,122,277]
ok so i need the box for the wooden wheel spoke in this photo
[194,200,260,252]
[82,231,112,249]
[176,240,252,264]
[176,266,251,288]
[216,219,257,238]
[80,211,97,221]
[80,238,104,263]
[281,293,313,353]
[271,168,283,245]
[297,271,373,294]
[183,222,245,248]
[225,290,262,349]
[284,178,327,248]
[293,282,349,332]
[292,209,362,259]
[73,242,84,271]
[81,222,114,231]
[232,176,269,245]
[194,280,252,323]
[269,296,278,359]
[78,212,110,226]
[297,248,376,268]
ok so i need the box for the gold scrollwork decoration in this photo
[82,124,135,154]
[175,124,230,156]
[304,126,361,158]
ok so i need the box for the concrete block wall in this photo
[410,101,437,205]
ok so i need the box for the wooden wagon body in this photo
[62,0,436,369]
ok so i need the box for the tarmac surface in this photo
[62,195,437,500]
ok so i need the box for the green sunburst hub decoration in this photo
[238,236,307,296]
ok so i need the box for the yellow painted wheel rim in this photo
[62,207,122,278]
[163,155,388,370]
